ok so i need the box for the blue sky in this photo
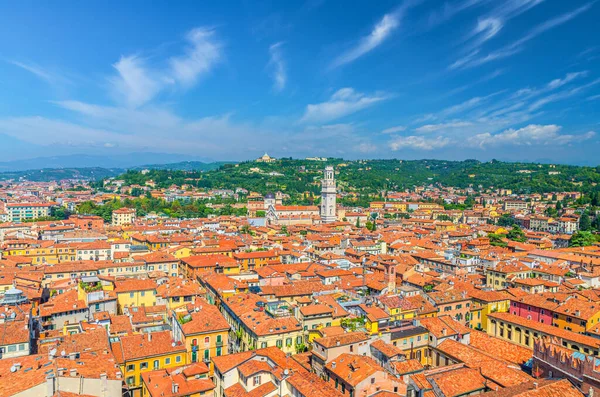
[0,0,599,164]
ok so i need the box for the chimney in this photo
[533,382,538,390]
[70,369,78,377]
[332,362,336,369]
[172,383,179,394]
[442,328,447,336]
[148,333,152,342]
[46,375,55,397]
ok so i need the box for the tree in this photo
[592,192,600,207]
[569,231,600,247]
[556,200,562,212]
[580,212,592,231]
[240,225,251,235]
[355,217,360,228]
[497,214,515,227]
[488,233,508,247]
[507,226,527,242]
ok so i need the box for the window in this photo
[204,336,210,345]
[126,377,134,385]
[129,292,134,298]
[261,342,268,348]
[216,335,222,343]
[296,336,303,344]
[253,375,261,386]
[153,360,159,370]
[276,340,283,348]
[127,364,135,372]
[7,345,16,352]
[286,338,292,346]
[176,355,181,363]
[140,362,148,370]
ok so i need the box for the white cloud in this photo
[472,17,503,44]
[466,124,596,148]
[389,135,451,151]
[529,78,600,111]
[441,96,487,116]
[451,3,592,69]
[425,0,485,28]
[547,71,588,89]
[109,27,222,108]
[415,121,473,133]
[0,99,379,159]
[8,60,71,85]
[301,88,389,124]
[110,56,162,108]
[169,27,222,87]
[268,42,286,92]
[381,125,406,134]
[9,61,54,83]
[357,142,377,153]
[330,12,400,69]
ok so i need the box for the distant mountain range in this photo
[0,153,235,182]
[0,153,217,172]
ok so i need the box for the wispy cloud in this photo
[466,124,595,148]
[415,121,473,133]
[168,27,222,87]
[389,135,451,150]
[451,2,592,70]
[8,60,69,85]
[529,77,600,111]
[110,56,162,108]
[300,88,390,123]
[110,26,222,108]
[268,42,286,92]
[547,71,588,89]
[0,99,379,159]
[330,11,401,69]
[381,125,406,134]
[425,0,488,29]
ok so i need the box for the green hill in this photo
[107,158,600,198]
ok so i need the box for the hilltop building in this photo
[256,153,276,163]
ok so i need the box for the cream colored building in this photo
[111,208,136,226]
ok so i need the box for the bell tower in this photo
[320,165,337,223]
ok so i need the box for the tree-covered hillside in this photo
[105,158,600,196]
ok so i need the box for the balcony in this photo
[216,340,223,347]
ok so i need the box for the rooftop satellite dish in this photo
[284,369,290,376]
[172,342,176,347]
[10,365,17,373]
[61,350,66,357]
[49,348,57,357]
